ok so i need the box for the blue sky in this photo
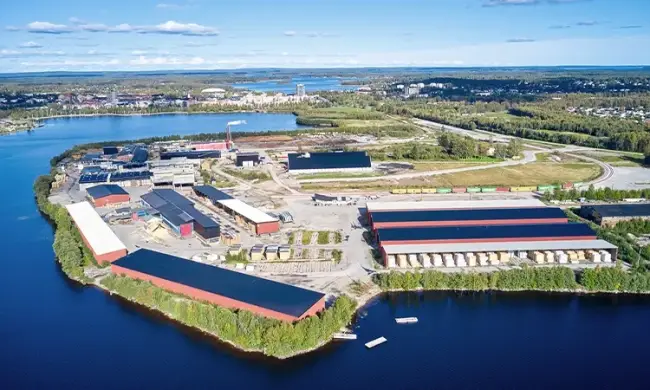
[0,0,648,72]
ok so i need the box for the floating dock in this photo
[332,332,357,340]
[395,317,418,324]
[365,337,387,349]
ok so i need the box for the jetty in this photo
[395,317,418,324]
[365,337,387,349]
[332,332,357,340]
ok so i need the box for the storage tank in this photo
[387,255,397,268]
[408,254,421,268]
[419,253,432,268]
[443,253,455,267]
[432,254,443,267]
[398,254,408,268]
[455,253,467,267]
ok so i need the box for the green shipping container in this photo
[437,187,452,194]
[537,185,555,191]
[481,187,497,193]
[467,187,481,193]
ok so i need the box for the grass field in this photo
[410,161,497,171]
[577,153,646,167]
[400,162,602,187]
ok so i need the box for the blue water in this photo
[233,77,357,93]
[1,114,650,389]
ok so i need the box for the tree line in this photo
[101,274,357,358]
[374,265,650,293]
[543,185,650,202]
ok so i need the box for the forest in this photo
[543,185,650,202]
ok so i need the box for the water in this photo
[233,77,358,93]
[1,114,650,389]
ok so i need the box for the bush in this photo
[317,231,329,245]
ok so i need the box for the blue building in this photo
[287,151,372,175]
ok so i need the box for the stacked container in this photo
[419,253,432,268]
[408,254,421,268]
[455,253,467,267]
[556,251,568,264]
[466,252,477,267]
[433,254,443,267]
[499,252,510,264]
[443,253,455,267]
[589,250,601,263]
[532,251,545,264]
[488,252,499,265]
[567,251,579,264]
[600,250,612,263]
[478,253,489,266]
[544,251,555,263]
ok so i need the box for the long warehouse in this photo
[193,185,279,235]
[369,207,568,230]
[65,201,128,264]
[376,223,597,246]
[366,199,545,215]
[111,249,326,322]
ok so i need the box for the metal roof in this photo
[218,199,278,224]
[161,150,221,160]
[113,249,325,318]
[193,185,234,201]
[366,199,545,213]
[287,151,371,171]
[141,190,218,230]
[110,171,152,182]
[86,184,128,199]
[381,239,617,255]
[371,207,567,223]
[103,146,119,155]
[582,203,650,218]
[65,202,126,255]
[377,223,596,243]
[152,189,194,206]
[79,172,110,184]
[131,147,149,163]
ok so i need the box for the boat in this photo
[332,332,357,340]
[365,337,387,349]
[395,317,418,324]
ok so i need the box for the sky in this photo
[0,0,648,72]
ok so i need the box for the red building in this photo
[86,184,130,207]
[111,249,326,322]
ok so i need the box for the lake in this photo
[1,113,649,389]
[233,77,358,93]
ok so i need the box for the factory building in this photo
[141,189,219,240]
[193,185,280,235]
[65,202,128,264]
[191,141,229,151]
[287,151,372,175]
[160,150,222,160]
[366,199,545,214]
[235,152,260,167]
[111,249,325,322]
[78,171,152,191]
[149,159,197,187]
[86,184,130,207]
[580,204,650,226]
[376,223,597,246]
[369,207,568,230]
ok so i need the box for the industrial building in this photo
[141,189,220,240]
[376,223,597,246]
[287,151,372,175]
[111,249,326,322]
[65,202,128,264]
[235,152,260,167]
[160,150,222,160]
[580,204,650,226]
[149,159,197,187]
[103,146,119,155]
[193,185,280,235]
[366,199,545,214]
[369,207,568,230]
[78,171,152,191]
[86,184,130,207]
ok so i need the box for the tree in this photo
[506,139,523,157]
[493,144,508,159]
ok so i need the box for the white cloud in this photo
[130,55,206,65]
[5,26,21,32]
[0,49,21,56]
[138,21,218,36]
[108,24,135,33]
[284,30,296,36]
[19,41,43,48]
[79,23,109,32]
[26,21,73,34]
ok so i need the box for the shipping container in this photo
[391,188,407,194]
[467,187,481,193]
[480,187,497,193]
[537,185,555,192]
[496,187,510,192]
[406,188,422,194]
[511,186,537,192]
[436,187,452,194]
[421,188,437,194]
[452,187,467,193]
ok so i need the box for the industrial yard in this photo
[45,133,650,323]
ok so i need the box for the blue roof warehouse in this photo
[287,151,372,175]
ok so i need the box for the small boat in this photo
[395,317,418,324]
[365,337,387,349]
[332,332,357,340]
